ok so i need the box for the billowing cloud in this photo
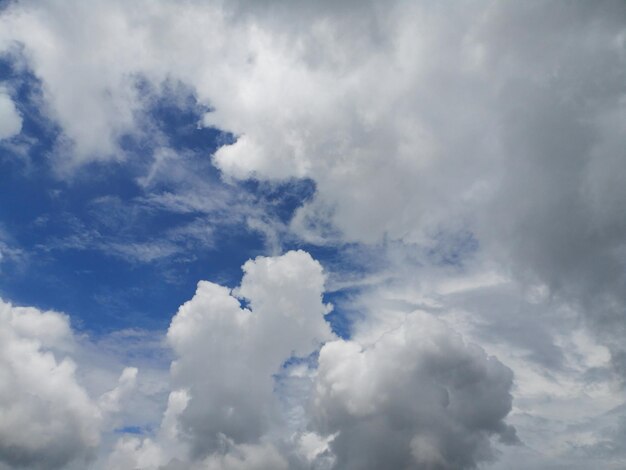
[0,298,151,470]
[1,0,624,322]
[313,312,517,470]
[100,250,334,469]
[167,250,333,458]
[96,251,517,469]
[0,299,100,469]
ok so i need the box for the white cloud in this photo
[0,299,168,470]
[199,441,289,470]
[98,367,138,415]
[2,1,623,298]
[98,251,336,469]
[0,91,21,140]
[336,256,626,469]
[0,299,100,469]
[166,250,333,459]
[3,1,623,317]
[97,251,519,469]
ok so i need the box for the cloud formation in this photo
[92,251,517,469]
[0,300,99,469]
[167,250,333,457]
[0,0,625,468]
[2,0,624,321]
[0,298,153,470]
[313,312,517,470]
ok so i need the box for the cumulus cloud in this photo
[332,254,626,468]
[166,250,333,458]
[313,312,517,470]
[0,299,100,469]
[2,0,623,301]
[97,251,517,469]
[0,299,156,470]
[100,250,335,469]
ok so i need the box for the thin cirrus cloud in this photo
[0,0,625,469]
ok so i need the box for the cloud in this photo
[3,0,624,320]
[196,441,289,470]
[96,251,518,469]
[0,299,100,469]
[0,298,164,470]
[99,250,335,469]
[1,1,625,468]
[0,90,21,140]
[166,250,333,458]
[333,254,626,469]
[312,312,517,470]
[99,367,139,415]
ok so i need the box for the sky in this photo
[0,1,625,469]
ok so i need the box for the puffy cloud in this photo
[0,299,100,469]
[96,251,519,469]
[103,250,336,468]
[0,299,157,470]
[167,250,333,458]
[332,256,626,469]
[312,312,517,470]
[98,366,139,415]
[0,91,21,140]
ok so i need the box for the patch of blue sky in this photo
[114,425,148,436]
[241,177,316,225]
[0,62,262,332]
[0,58,367,342]
[293,242,390,339]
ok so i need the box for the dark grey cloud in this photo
[473,1,626,373]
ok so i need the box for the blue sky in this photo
[1,2,625,470]
[0,55,367,338]
[1,58,252,331]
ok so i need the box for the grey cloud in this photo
[472,1,626,372]
[312,313,517,470]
